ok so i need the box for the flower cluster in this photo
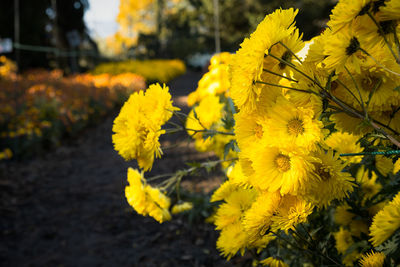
[92,59,186,83]
[112,83,179,171]
[113,1,400,265]
[0,66,145,160]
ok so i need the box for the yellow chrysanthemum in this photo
[343,250,361,267]
[143,83,180,123]
[375,155,394,176]
[327,0,373,31]
[112,83,178,170]
[325,131,364,164]
[304,149,354,208]
[125,168,171,223]
[214,188,257,230]
[322,26,365,73]
[369,191,400,246]
[356,166,382,203]
[359,251,385,267]
[216,221,249,260]
[262,96,323,151]
[394,158,400,174]
[379,0,400,20]
[335,204,355,226]
[171,202,193,214]
[243,191,281,243]
[263,28,304,75]
[333,65,400,112]
[226,163,251,188]
[250,146,316,194]
[334,227,354,254]
[230,8,298,111]
[270,194,314,233]
[210,180,237,203]
[330,111,373,135]
[187,54,231,106]
[234,109,268,155]
[186,94,224,137]
[260,257,289,267]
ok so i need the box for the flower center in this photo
[279,50,292,70]
[379,20,397,35]
[275,154,291,172]
[287,118,304,136]
[254,124,263,139]
[315,163,332,181]
[345,37,360,56]
[361,76,381,92]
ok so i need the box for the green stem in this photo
[367,11,400,63]
[267,52,325,91]
[335,79,364,109]
[255,80,314,95]
[262,68,298,82]
[344,66,366,117]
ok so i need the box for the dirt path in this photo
[0,72,240,267]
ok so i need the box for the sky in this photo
[84,0,120,39]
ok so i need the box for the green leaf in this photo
[223,140,239,160]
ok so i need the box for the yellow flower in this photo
[359,251,385,267]
[379,0,400,20]
[226,163,251,188]
[333,64,400,112]
[260,257,289,267]
[171,202,193,214]
[270,194,314,233]
[234,109,268,155]
[322,26,364,73]
[335,204,355,226]
[394,158,400,174]
[325,131,364,164]
[356,166,382,203]
[243,191,281,243]
[210,180,237,202]
[375,155,394,176]
[304,149,354,208]
[251,146,316,194]
[330,111,373,135]
[112,83,178,170]
[125,168,171,223]
[230,8,299,111]
[327,0,373,31]
[262,96,323,151]
[216,222,249,260]
[0,148,12,160]
[369,191,400,246]
[143,83,180,123]
[185,94,224,137]
[334,227,354,254]
[214,187,257,230]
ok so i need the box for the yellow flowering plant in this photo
[113,1,400,266]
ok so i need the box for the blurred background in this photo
[0,0,336,73]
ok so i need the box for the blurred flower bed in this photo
[91,59,186,83]
[0,56,146,160]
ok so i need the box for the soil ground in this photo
[0,72,246,267]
